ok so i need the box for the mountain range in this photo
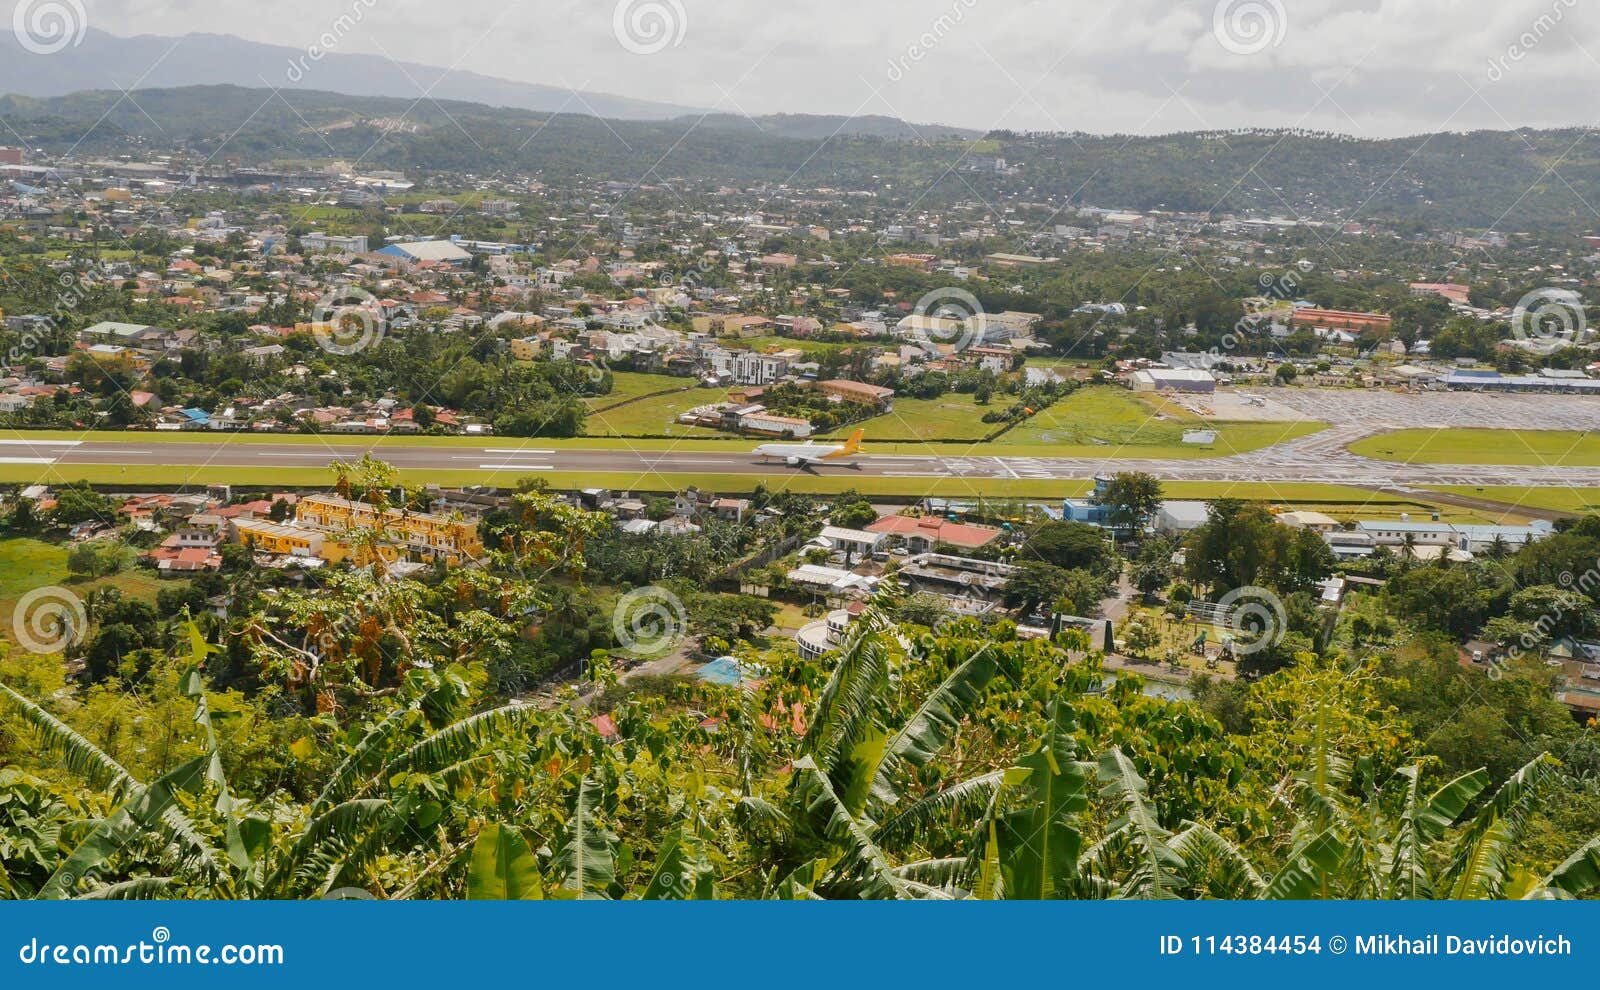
[0,28,698,121]
[3,32,1600,233]
[0,28,980,141]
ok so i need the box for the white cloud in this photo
[38,0,1600,136]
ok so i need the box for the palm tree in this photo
[1288,738,1600,899]
[733,606,1600,900]
[0,629,535,899]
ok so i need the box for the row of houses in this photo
[232,493,484,567]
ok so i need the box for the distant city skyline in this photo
[7,0,1600,137]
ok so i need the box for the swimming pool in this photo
[697,656,749,686]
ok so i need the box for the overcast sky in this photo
[27,0,1600,136]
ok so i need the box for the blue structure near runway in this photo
[1062,474,1115,526]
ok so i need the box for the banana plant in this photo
[0,626,538,899]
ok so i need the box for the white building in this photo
[301,233,369,253]
[1155,501,1210,535]
[1131,368,1216,394]
[817,526,886,559]
[796,609,855,662]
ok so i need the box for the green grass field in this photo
[826,394,996,442]
[1350,429,1600,466]
[0,538,67,602]
[0,459,1508,518]
[583,384,741,437]
[993,386,1324,458]
[584,372,693,412]
[1424,486,1600,516]
[0,537,171,650]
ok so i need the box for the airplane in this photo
[754,428,865,468]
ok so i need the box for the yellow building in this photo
[296,494,484,565]
[690,314,770,338]
[232,518,327,558]
[509,336,543,361]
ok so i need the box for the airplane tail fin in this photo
[841,428,865,454]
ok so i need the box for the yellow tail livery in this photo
[834,429,866,457]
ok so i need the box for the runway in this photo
[9,436,1600,489]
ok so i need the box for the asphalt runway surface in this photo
[6,432,1600,488]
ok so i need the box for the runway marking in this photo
[0,457,57,464]
[0,440,79,447]
[638,458,751,465]
[478,463,555,471]
[483,448,556,455]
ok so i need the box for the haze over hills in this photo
[0,27,705,122]
[0,28,986,142]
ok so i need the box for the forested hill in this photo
[5,84,1600,232]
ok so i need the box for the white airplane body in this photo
[754,429,865,466]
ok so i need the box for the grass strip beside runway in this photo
[0,459,1487,513]
[1349,429,1600,466]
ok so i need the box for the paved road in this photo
[6,435,1600,488]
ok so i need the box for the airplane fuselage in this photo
[753,441,846,464]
